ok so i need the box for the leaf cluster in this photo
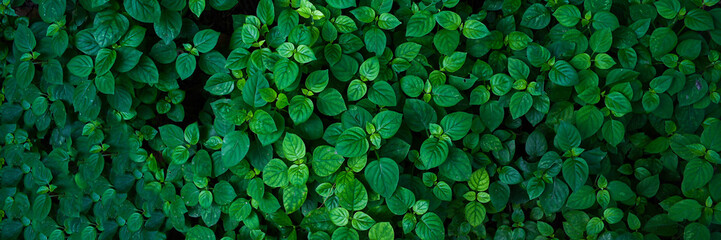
[1,0,721,239]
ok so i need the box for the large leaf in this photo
[364,158,399,197]
[222,131,250,167]
[415,213,445,240]
[336,127,369,158]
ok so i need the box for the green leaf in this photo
[15,61,35,88]
[95,73,115,94]
[594,53,616,69]
[95,48,116,75]
[187,226,215,240]
[549,60,579,86]
[469,169,490,192]
[126,56,159,83]
[159,124,185,147]
[465,201,486,227]
[685,9,714,31]
[372,111,403,139]
[378,13,401,30]
[126,213,143,232]
[432,85,463,107]
[222,131,250,167]
[434,29,460,56]
[351,6,376,23]
[189,0,205,17]
[642,91,660,112]
[204,73,235,95]
[655,0,680,19]
[395,42,422,60]
[480,101,504,131]
[14,25,36,53]
[554,122,581,151]
[440,112,472,141]
[368,81,397,107]
[360,57,380,81]
[369,222,394,240]
[590,29,612,53]
[318,88,348,116]
[439,148,472,181]
[591,11,619,30]
[305,70,330,93]
[331,207,350,226]
[294,45,317,63]
[432,181,452,201]
[364,158,399,197]
[31,97,49,116]
[213,181,237,205]
[685,222,711,240]
[257,0,275,25]
[682,159,713,192]
[498,166,522,185]
[263,159,290,188]
[229,198,252,221]
[42,59,63,85]
[406,11,435,37]
[336,127,369,158]
[364,27,386,56]
[39,0,66,23]
[602,120,624,147]
[386,187,416,215]
[509,92,533,119]
[415,213,445,240]
[677,39,702,60]
[193,29,220,53]
[274,58,300,90]
[563,158,589,192]
[312,146,345,177]
[650,27,677,58]
[333,227,359,240]
[480,135,503,153]
[94,11,130,47]
[462,20,490,39]
[605,92,632,117]
[326,0,356,9]
[155,10,182,43]
[527,177,546,199]
[31,194,51,220]
[184,122,200,145]
[124,0,161,23]
[607,180,636,202]
[334,15,358,33]
[283,184,307,213]
[566,186,596,210]
[521,3,550,29]
[420,138,449,169]
[289,95,314,124]
[508,57,530,80]
[176,53,197,80]
[442,52,466,72]
[68,55,94,77]
[282,133,306,161]
[668,199,703,221]
[337,178,368,211]
[435,11,462,30]
[701,121,721,151]
[553,5,581,27]
[171,146,190,164]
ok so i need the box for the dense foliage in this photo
[2,0,721,239]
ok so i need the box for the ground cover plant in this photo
[1,0,721,239]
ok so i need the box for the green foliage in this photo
[2,0,721,239]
